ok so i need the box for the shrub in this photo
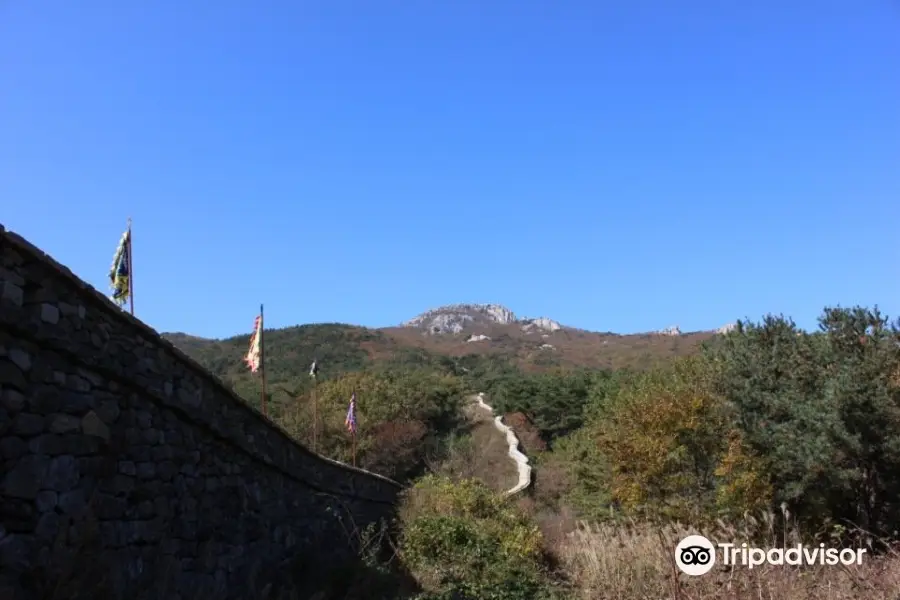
[576,356,771,522]
[398,475,558,599]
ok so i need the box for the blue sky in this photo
[2,1,898,339]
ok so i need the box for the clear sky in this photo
[2,1,898,339]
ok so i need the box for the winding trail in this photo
[471,393,532,496]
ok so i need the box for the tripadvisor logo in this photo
[674,535,868,576]
[675,535,716,576]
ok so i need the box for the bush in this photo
[398,475,559,599]
[572,356,771,522]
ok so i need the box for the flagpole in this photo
[260,303,267,417]
[127,218,134,316]
[352,390,358,467]
[312,376,317,452]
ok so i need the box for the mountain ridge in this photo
[160,303,734,383]
[398,302,734,337]
[161,302,735,345]
[401,303,566,335]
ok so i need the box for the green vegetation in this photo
[278,368,467,482]
[485,368,601,445]
[165,324,389,399]
[166,306,900,598]
[398,475,559,600]
[544,308,899,528]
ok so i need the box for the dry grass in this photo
[430,409,518,494]
[451,403,519,493]
[556,516,900,600]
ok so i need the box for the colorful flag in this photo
[309,359,318,378]
[244,315,262,372]
[108,227,131,305]
[345,392,357,434]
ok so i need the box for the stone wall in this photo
[0,224,402,599]
[473,394,532,497]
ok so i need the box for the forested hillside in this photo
[162,319,712,406]
[163,306,900,599]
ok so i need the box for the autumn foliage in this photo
[170,305,900,598]
[589,356,771,521]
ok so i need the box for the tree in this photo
[706,307,900,536]
[489,369,601,445]
[588,356,769,521]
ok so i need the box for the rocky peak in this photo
[402,304,574,335]
[403,303,517,334]
[520,317,562,333]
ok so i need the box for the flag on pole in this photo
[244,315,262,372]
[309,359,318,379]
[108,227,131,306]
[345,392,357,434]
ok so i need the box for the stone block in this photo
[65,374,90,392]
[58,391,93,414]
[0,361,27,392]
[2,455,49,499]
[0,281,23,307]
[11,413,44,436]
[96,400,120,424]
[0,437,27,460]
[61,434,100,456]
[34,512,60,541]
[39,303,59,324]
[35,491,58,513]
[58,489,87,516]
[136,462,155,480]
[0,534,32,572]
[0,498,36,533]
[81,410,110,440]
[7,350,30,372]
[49,414,81,433]
[95,494,127,520]
[1,388,25,412]
[44,455,79,492]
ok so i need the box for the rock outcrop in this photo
[403,304,566,336]
[403,303,517,334]
[655,325,682,336]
